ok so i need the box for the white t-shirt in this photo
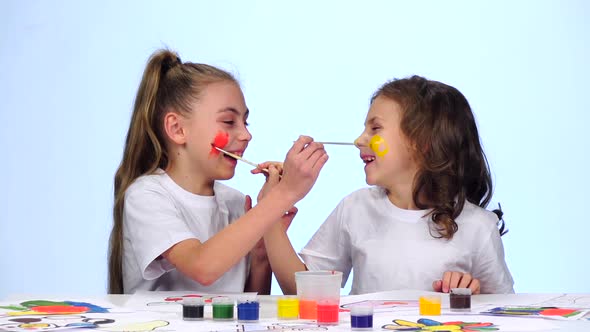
[299,187,514,295]
[122,170,248,294]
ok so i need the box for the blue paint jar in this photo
[350,305,373,330]
[237,300,260,322]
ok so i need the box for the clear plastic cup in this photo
[295,270,342,323]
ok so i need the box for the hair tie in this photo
[162,54,182,74]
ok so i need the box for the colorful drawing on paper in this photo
[382,318,498,331]
[207,322,327,332]
[0,314,168,332]
[341,300,419,313]
[0,300,110,316]
[532,294,590,307]
[481,306,588,320]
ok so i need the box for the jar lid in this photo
[450,288,472,296]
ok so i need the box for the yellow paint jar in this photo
[419,295,441,315]
[277,296,299,319]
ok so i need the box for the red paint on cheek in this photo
[210,131,229,156]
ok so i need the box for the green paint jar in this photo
[212,297,234,320]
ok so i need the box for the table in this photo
[2,292,589,332]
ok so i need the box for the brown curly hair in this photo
[372,75,492,239]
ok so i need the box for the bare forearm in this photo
[244,256,272,294]
[263,224,306,295]
[166,135,328,287]
[169,187,297,285]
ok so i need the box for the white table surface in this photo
[3,293,590,332]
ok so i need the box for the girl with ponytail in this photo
[108,49,328,294]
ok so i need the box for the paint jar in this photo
[450,288,472,312]
[350,305,373,330]
[212,297,234,320]
[237,299,259,322]
[277,296,299,319]
[316,299,340,325]
[298,298,317,320]
[419,295,441,316]
[182,297,204,321]
[295,270,342,322]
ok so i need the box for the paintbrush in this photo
[293,141,355,145]
[214,147,271,173]
[316,141,355,145]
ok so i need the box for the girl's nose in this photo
[239,127,252,142]
[354,133,368,148]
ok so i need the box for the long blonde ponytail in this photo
[108,49,236,293]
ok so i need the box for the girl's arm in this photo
[263,221,307,295]
[242,194,272,294]
[432,213,514,294]
[246,164,298,294]
[254,162,307,295]
[243,207,297,294]
[471,230,514,294]
[163,137,327,286]
[244,256,272,294]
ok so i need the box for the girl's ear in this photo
[163,112,186,145]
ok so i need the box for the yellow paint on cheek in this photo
[369,135,389,157]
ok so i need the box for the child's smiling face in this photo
[171,80,252,180]
[355,95,419,190]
